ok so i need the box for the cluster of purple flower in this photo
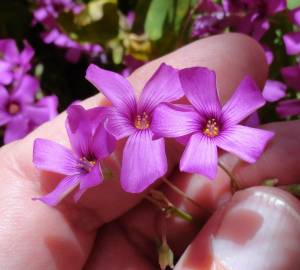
[192,0,300,119]
[0,39,58,143]
[279,7,300,117]
[33,0,103,63]
[33,63,274,206]
[192,0,286,40]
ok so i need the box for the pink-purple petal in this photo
[20,40,34,66]
[151,103,201,139]
[262,79,287,102]
[0,85,9,107]
[105,108,136,140]
[0,39,19,62]
[85,64,137,116]
[121,130,167,193]
[180,133,218,180]
[222,76,265,127]
[276,99,300,117]
[179,67,221,117]
[283,32,300,55]
[290,7,300,27]
[12,75,39,103]
[92,121,116,159]
[281,65,300,91]
[4,116,30,143]
[0,112,11,126]
[216,125,274,163]
[34,175,80,206]
[74,161,103,202]
[33,138,79,175]
[138,63,183,113]
[66,105,93,158]
[0,71,13,85]
[25,95,58,126]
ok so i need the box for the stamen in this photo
[79,157,96,172]
[134,112,150,129]
[8,102,20,115]
[203,118,219,137]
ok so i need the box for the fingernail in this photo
[212,187,300,270]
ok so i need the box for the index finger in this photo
[0,33,267,269]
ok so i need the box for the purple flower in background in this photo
[0,75,58,143]
[192,0,227,38]
[152,67,274,179]
[283,32,300,55]
[276,99,300,117]
[33,105,116,205]
[262,44,274,65]
[33,0,102,63]
[0,39,34,85]
[121,56,144,77]
[262,79,287,102]
[86,63,183,193]
[281,64,300,91]
[223,0,286,40]
[290,6,300,26]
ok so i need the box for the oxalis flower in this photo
[152,67,274,179]
[33,105,116,205]
[86,63,183,193]
[0,75,57,143]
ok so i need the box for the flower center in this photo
[203,118,219,137]
[7,102,21,115]
[134,112,150,129]
[79,157,96,173]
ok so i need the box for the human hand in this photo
[0,33,299,270]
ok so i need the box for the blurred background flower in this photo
[0,0,299,145]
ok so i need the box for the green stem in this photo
[218,161,240,193]
[162,177,208,211]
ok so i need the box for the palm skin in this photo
[0,33,299,270]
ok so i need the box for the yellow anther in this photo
[203,118,219,137]
[135,112,150,129]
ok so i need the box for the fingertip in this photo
[175,187,300,270]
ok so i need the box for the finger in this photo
[220,120,300,188]
[84,169,231,269]
[24,32,267,222]
[0,33,267,269]
[174,187,300,270]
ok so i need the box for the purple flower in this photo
[262,79,287,102]
[223,0,286,40]
[283,32,300,55]
[276,99,300,117]
[33,104,116,205]
[0,39,34,85]
[192,0,228,38]
[85,63,183,193]
[121,56,144,77]
[281,64,300,91]
[33,0,102,63]
[290,6,300,26]
[151,67,274,179]
[0,75,58,143]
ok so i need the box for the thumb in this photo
[175,187,300,270]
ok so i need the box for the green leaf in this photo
[287,0,300,9]
[173,0,192,33]
[112,43,124,64]
[144,0,173,41]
